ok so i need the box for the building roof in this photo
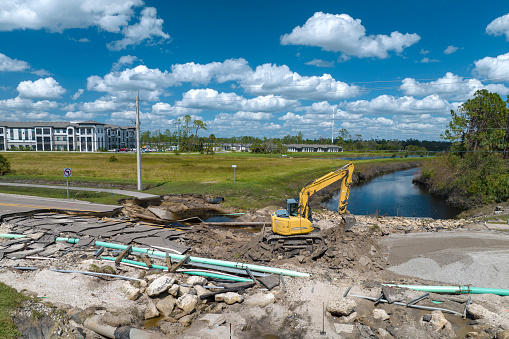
[286,144,342,148]
[0,121,78,128]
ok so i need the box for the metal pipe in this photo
[349,294,462,316]
[49,269,144,282]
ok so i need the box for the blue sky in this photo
[1,0,509,141]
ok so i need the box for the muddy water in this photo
[324,168,462,219]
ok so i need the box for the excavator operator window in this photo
[286,199,298,217]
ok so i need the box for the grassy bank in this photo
[0,152,426,210]
[0,283,26,338]
[417,154,509,209]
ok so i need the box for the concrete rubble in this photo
[0,194,508,338]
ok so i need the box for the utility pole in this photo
[331,107,335,144]
[136,93,142,191]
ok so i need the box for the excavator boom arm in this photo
[297,162,354,218]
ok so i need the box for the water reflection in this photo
[323,168,462,219]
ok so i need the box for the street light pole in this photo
[332,107,335,144]
[136,93,142,191]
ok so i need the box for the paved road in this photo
[0,182,160,200]
[0,193,123,218]
[380,230,509,289]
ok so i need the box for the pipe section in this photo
[383,284,509,296]
[101,256,253,282]
[1,235,310,277]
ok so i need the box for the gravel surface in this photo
[380,230,509,289]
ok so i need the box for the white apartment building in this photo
[0,121,136,152]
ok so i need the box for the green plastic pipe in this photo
[101,256,252,282]
[2,235,310,278]
[383,284,509,296]
[0,234,26,239]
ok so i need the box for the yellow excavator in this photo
[263,162,355,248]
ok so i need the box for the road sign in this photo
[63,168,72,177]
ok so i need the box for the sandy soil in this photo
[1,196,509,338]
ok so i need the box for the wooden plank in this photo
[115,245,132,265]
[140,253,152,268]
[169,254,190,273]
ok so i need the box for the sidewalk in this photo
[0,182,160,200]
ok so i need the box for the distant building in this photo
[286,144,343,152]
[217,143,342,153]
[0,120,136,152]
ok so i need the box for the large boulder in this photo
[245,293,275,308]
[187,276,207,286]
[145,300,160,320]
[120,282,140,301]
[156,296,176,316]
[215,292,244,305]
[327,298,356,317]
[176,294,199,314]
[147,275,175,297]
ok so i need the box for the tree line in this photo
[140,115,451,154]
[419,89,509,209]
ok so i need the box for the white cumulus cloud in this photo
[474,52,509,80]
[0,1,169,50]
[486,13,509,41]
[0,53,30,72]
[87,65,171,100]
[107,7,170,51]
[444,46,459,54]
[344,94,456,115]
[305,59,335,68]
[280,12,420,60]
[170,58,251,85]
[240,63,362,100]
[151,102,201,116]
[17,77,66,99]
[178,89,299,112]
[400,72,509,100]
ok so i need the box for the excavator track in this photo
[261,225,323,250]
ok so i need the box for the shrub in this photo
[0,155,10,175]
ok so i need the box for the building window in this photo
[0,128,3,134]
[56,137,60,141]
[63,136,67,141]
[87,128,92,134]
[36,128,42,134]
[68,128,73,134]
[43,128,50,135]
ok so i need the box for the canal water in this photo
[323,167,462,219]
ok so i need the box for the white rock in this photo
[334,323,355,334]
[187,276,207,286]
[215,292,244,305]
[177,293,199,314]
[430,311,450,332]
[338,311,357,324]
[327,298,356,317]
[377,328,394,339]
[194,285,208,298]
[144,300,160,320]
[245,293,276,308]
[168,284,179,297]
[156,295,176,316]
[146,275,175,297]
[372,308,390,321]
[200,313,226,328]
[120,282,140,301]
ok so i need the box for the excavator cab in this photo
[286,199,298,217]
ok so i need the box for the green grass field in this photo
[0,152,424,210]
